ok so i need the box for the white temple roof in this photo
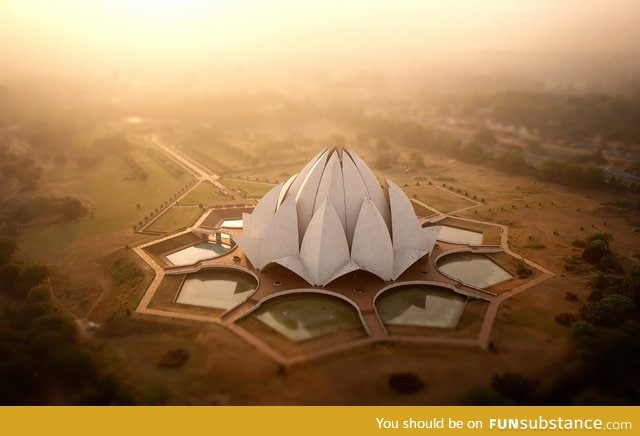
[235,148,439,286]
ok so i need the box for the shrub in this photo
[515,260,533,278]
[596,254,624,273]
[582,239,608,263]
[388,373,424,395]
[461,387,511,405]
[580,294,636,327]
[158,348,189,369]
[556,312,578,327]
[491,372,532,404]
[565,292,579,302]
[0,238,17,265]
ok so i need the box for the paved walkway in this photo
[136,133,233,234]
[149,135,227,190]
[136,180,200,234]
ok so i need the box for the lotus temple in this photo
[134,148,552,364]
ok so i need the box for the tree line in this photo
[0,237,137,404]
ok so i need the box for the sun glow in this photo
[1,0,639,75]
[106,0,232,26]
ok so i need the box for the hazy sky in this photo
[1,0,639,76]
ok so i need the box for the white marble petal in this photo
[294,150,330,241]
[313,151,346,232]
[346,149,390,227]
[351,199,394,280]
[256,196,299,268]
[387,179,428,250]
[341,152,369,245]
[299,200,351,286]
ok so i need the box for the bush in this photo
[582,239,609,263]
[460,387,512,405]
[580,295,636,327]
[565,292,579,302]
[7,197,87,225]
[585,232,613,245]
[596,254,624,273]
[588,289,603,302]
[388,373,424,395]
[491,372,532,404]
[158,348,189,369]
[0,238,17,265]
[592,274,609,290]
[515,260,533,278]
[556,313,578,327]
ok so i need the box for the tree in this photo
[461,387,512,405]
[580,294,636,327]
[582,233,612,263]
[460,143,485,162]
[585,232,612,245]
[61,198,86,221]
[582,239,608,263]
[473,128,496,146]
[410,152,425,169]
[0,238,17,265]
[620,266,640,305]
[496,150,531,174]
[491,372,533,404]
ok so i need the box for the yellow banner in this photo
[0,406,636,436]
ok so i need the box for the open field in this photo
[178,182,229,206]
[403,184,476,214]
[16,147,194,319]
[225,163,305,183]
[145,206,204,233]
[221,178,277,197]
[18,151,193,266]
[171,133,312,176]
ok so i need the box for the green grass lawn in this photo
[501,306,561,335]
[178,182,229,206]
[18,150,194,265]
[145,206,204,233]
[224,163,303,183]
[221,178,276,197]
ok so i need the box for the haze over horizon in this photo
[1,0,640,87]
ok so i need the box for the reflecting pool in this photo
[377,286,466,329]
[221,219,243,229]
[437,252,513,288]
[253,294,361,342]
[176,269,256,309]
[166,242,232,266]
[436,225,483,245]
